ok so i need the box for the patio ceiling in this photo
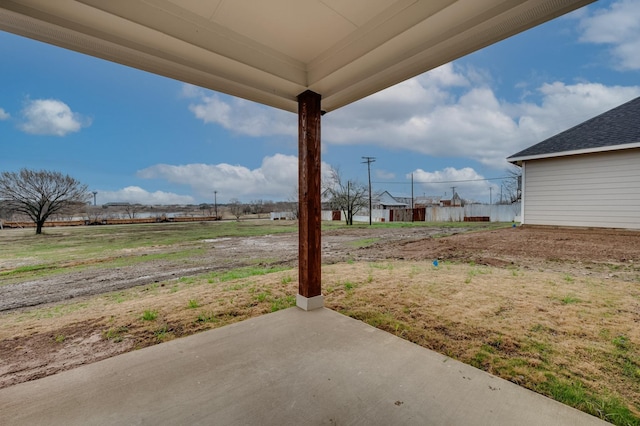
[0,0,594,113]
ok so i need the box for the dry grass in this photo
[1,260,639,424]
[324,262,640,424]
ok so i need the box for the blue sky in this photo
[1,0,639,205]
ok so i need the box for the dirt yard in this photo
[3,225,637,313]
[0,225,465,312]
[1,224,640,422]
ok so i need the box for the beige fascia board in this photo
[507,142,640,163]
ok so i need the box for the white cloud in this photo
[326,69,639,168]
[99,186,194,205]
[19,99,90,136]
[510,82,640,142]
[179,83,203,99]
[0,108,9,120]
[579,0,640,70]
[326,64,472,130]
[137,154,333,201]
[184,84,296,137]
[182,63,639,171]
[410,167,497,202]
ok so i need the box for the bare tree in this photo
[249,199,265,217]
[0,169,90,234]
[55,200,86,221]
[228,198,243,221]
[287,186,299,220]
[0,200,14,229]
[84,205,105,225]
[123,203,141,219]
[198,203,212,216]
[323,167,367,225]
[501,165,522,204]
[262,200,275,214]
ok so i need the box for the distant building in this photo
[414,196,442,207]
[372,191,408,210]
[440,191,463,207]
[103,202,131,207]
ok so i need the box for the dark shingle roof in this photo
[508,96,640,161]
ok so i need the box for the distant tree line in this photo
[0,165,376,232]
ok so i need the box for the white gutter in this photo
[508,141,640,164]
[520,162,525,225]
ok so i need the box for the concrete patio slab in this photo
[0,308,606,425]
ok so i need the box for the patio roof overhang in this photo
[0,0,593,114]
[0,0,595,310]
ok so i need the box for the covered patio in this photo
[0,0,601,423]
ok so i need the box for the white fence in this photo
[424,203,521,223]
[322,203,521,223]
[321,210,390,223]
[270,211,296,220]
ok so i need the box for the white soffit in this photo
[0,0,595,113]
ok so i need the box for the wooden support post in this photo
[296,90,323,311]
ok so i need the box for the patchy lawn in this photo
[1,222,639,424]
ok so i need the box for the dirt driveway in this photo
[1,224,639,391]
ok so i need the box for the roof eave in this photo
[507,141,640,163]
[0,0,596,113]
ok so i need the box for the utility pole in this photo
[346,180,351,225]
[489,187,492,204]
[214,190,218,219]
[451,186,456,206]
[362,156,376,225]
[411,173,414,222]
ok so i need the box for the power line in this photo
[372,176,512,185]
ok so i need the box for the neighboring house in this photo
[441,191,463,207]
[372,191,408,210]
[508,96,640,229]
[415,196,442,207]
[393,196,414,206]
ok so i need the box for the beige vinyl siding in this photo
[522,148,640,229]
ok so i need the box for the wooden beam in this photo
[297,90,322,309]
